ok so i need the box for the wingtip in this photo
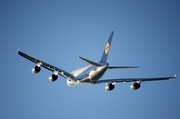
[78,56,82,59]
[17,48,20,53]
[174,74,176,79]
[79,56,85,60]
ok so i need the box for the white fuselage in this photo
[67,64,108,87]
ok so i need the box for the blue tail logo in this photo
[100,31,114,63]
[105,42,110,54]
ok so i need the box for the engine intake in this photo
[105,83,115,91]
[130,82,141,90]
[32,66,41,74]
[49,74,58,82]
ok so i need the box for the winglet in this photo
[174,74,176,79]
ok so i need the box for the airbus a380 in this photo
[17,31,176,91]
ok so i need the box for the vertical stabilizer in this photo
[100,31,114,63]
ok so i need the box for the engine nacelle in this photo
[32,66,41,74]
[49,74,58,82]
[130,82,141,90]
[105,83,115,91]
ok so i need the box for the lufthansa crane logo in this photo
[105,42,110,54]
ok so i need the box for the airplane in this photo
[17,31,176,91]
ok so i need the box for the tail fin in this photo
[100,31,114,63]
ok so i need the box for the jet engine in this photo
[130,81,141,90]
[105,83,115,91]
[32,66,41,74]
[49,74,58,82]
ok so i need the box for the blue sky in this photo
[0,0,180,119]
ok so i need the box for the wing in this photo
[17,50,78,82]
[96,75,176,84]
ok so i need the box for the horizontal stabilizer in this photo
[108,66,139,69]
[79,56,103,67]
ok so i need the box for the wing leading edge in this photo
[17,50,78,82]
[96,74,176,84]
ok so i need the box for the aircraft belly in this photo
[91,66,107,80]
[80,78,95,84]
[80,66,108,83]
